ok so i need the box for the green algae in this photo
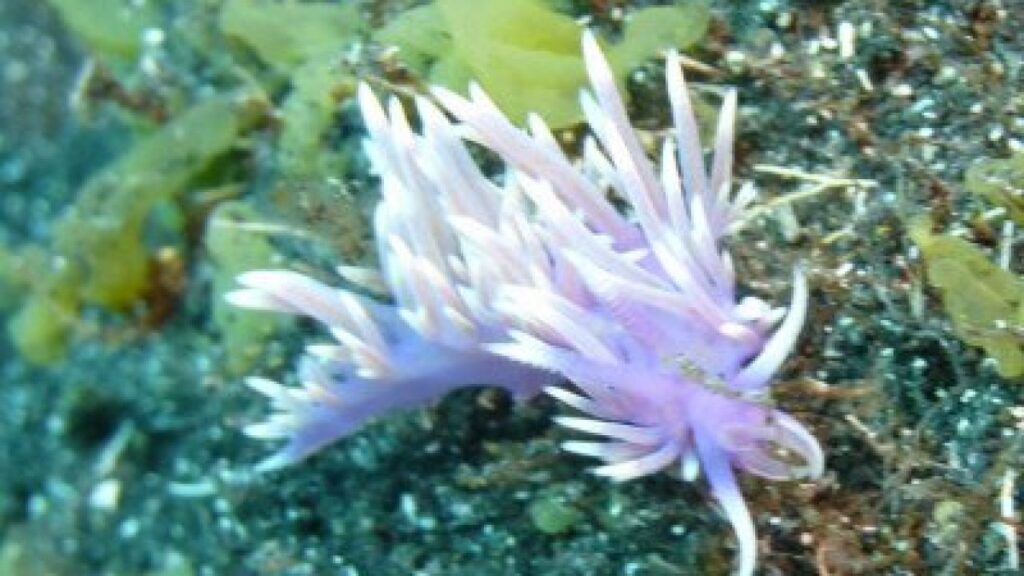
[922,151,1024,378]
[53,92,266,310]
[9,0,707,366]
[220,0,366,72]
[610,4,712,73]
[219,0,368,258]
[9,0,709,366]
[0,245,80,364]
[376,0,710,128]
[5,0,370,365]
[964,152,1024,225]
[528,495,583,535]
[910,223,1024,379]
[7,290,79,365]
[273,55,368,259]
[46,0,162,61]
[374,3,447,76]
[206,200,291,375]
[277,56,356,179]
[3,92,267,364]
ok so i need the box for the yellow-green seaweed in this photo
[218,0,368,256]
[206,200,290,375]
[609,4,712,72]
[277,56,357,178]
[373,3,449,75]
[376,0,710,128]
[46,0,162,60]
[8,291,79,365]
[53,92,266,309]
[220,0,366,72]
[911,223,1024,379]
[964,152,1024,225]
[5,91,266,364]
[1,246,81,364]
[273,55,368,259]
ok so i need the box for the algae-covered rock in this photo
[376,0,710,128]
[911,223,1024,378]
[206,201,290,375]
[964,152,1024,225]
[46,0,162,60]
[220,0,366,72]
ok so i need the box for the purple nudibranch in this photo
[227,31,823,576]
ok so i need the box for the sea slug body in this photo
[228,31,823,576]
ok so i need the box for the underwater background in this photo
[0,0,1022,574]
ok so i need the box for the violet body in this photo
[229,32,823,576]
